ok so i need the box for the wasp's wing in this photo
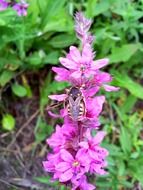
[68,96,81,120]
[74,96,82,106]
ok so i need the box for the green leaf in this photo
[26,52,43,66]
[86,0,110,17]
[34,176,51,184]
[120,95,137,114]
[120,127,132,155]
[43,51,59,64]
[42,10,73,33]
[0,70,15,87]
[0,9,17,26]
[42,0,66,27]
[113,72,143,99]
[34,117,53,142]
[34,176,58,186]
[128,156,143,185]
[49,34,76,48]
[2,114,15,131]
[108,44,141,63]
[12,83,27,97]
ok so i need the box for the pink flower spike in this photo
[75,12,94,45]
[48,94,67,101]
[103,84,120,92]
[43,12,119,189]
[75,12,92,33]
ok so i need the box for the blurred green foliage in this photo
[0,0,143,189]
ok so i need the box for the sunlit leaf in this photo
[12,83,27,97]
[109,44,141,63]
[2,114,15,131]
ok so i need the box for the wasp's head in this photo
[68,87,82,101]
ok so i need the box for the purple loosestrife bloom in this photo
[79,130,108,175]
[43,12,119,189]
[0,0,8,11]
[72,175,95,190]
[53,43,118,92]
[55,149,89,182]
[13,0,28,16]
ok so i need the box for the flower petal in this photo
[60,149,74,162]
[97,72,112,83]
[79,142,89,149]
[93,131,106,145]
[83,86,100,97]
[52,67,70,81]
[69,46,81,63]
[82,43,94,63]
[103,84,120,92]
[48,94,67,101]
[43,161,54,172]
[71,70,81,78]
[59,169,73,182]
[92,58,109,70]
[59,57,77,69]
[86,96,105,118]
[56,162,71,172]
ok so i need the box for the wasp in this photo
[47,86,86,121]
[66,86,86,121]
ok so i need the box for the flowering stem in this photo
[43,12,119,190]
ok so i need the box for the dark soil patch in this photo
[0,70,51,190]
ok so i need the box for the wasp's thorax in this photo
[68,87,82,100]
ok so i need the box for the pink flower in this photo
[47,125,66,150]
[52,67,70,82]
[47,123,78,152]
[0,0,8,11]
[85,96,105,119]
[13,0,28,16]
[72,175,95,190]
[79,130,108,158]
[59,44,109,81]
[43,152,62,180]
[79,130,108,175]
[102,84,120,92]
[55,149,89,182]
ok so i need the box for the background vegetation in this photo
[0,0,143,189]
